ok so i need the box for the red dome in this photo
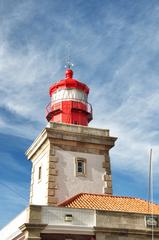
[49,69,89,96]
[46,68,93,126]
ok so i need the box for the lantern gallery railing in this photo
[46,100,93,116]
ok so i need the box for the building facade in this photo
[1,201,159,240]
[1,68,159,240]
[27,122,116,206]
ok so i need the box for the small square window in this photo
[38,166,42,181]
[75,158,87,176]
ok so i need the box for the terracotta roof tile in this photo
[58,193,159,215]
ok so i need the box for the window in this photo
[38,166,42,181]
[75,158,87,176]
[52,89,88,102]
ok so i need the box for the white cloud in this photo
[0,0,159,197]
[0,181,29,228]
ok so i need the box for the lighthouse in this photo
[26,67,117,206]
[2,66,159,240]
[46,68,92,126]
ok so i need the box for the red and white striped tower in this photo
[46,68,93,126]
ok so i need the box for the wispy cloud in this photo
[0,181,29,228]
[0,152,29,175]
[0,0,159,228]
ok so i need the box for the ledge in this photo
[26,122,117,160]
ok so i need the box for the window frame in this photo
[38,166,42,182]
[75,157,87,177]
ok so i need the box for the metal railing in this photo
[46,100,92,115]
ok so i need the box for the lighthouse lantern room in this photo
[46,68,92,126]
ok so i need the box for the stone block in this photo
[49,156,58,162]
[48,182,57,188]
[20,223,47,240]
[104,174,112,181]
[48,188,55,196]
[50,147,55,156]
[48,196,58,204]
[104,187,112,194]
[102,161,106,168]
[102,160,111,169]
[105,162,110,169]
[29,205,42,223]
[49,162,56,168]
[105,153,110,160]
[48,175,56,181]
[106,168,111,174]
[107,181,112,188]
[49,168,58,175]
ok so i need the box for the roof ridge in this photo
[77,192,149,201]
[58,192,159,207]
[83,193,159,204]
[58,193,83,207]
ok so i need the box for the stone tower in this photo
[26,68,117,205]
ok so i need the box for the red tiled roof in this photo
[58,193,159,215]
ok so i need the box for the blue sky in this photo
[0,0,159,229]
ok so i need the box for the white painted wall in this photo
[42,206,95,226]
[31,151,49,205]
[56,150,105,202]
[0,208,28,240]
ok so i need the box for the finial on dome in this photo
[65,61,74,69]
[64,56,74,69]
[64,43,74,69]
[65,68,73,78]
[64,45,74,78]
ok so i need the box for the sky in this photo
[0,0,159,229]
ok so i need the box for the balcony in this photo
[46,100,93,122]
[46,102,62,121]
